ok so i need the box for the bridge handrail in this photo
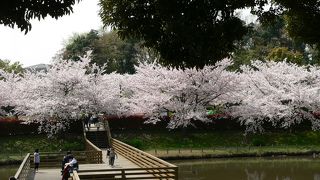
[84,132,103,163]
[29,151,102,163]
[85,137,101,152]
[72,167,178,180]
[14,153,31,180]
[113,138,177,168]
[72,170,80,180]
[112,138,178,179]
[101,117,113,147]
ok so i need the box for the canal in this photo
[171,157,320,180]
[0,165,19,180]
[2,157,320,179]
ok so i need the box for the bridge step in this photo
[85,131,109,148]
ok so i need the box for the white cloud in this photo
[0,0,102,67]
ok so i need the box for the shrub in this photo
[251,137,266,146]
[127,138,144,150]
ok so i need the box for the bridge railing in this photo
[84,138,103,163]
[29,138,103,168]
[112,138,178,179]
[83,120,105,161]
[14,153,31,180]
[72,167,178,180]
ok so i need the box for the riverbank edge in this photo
[153,150,320,160]
[2,151,320,166]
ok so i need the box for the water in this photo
[171,157,320,180]
[0,165,18,180]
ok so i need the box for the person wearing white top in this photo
[65,156,77,167]
[34,149,40,172]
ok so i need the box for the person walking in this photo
[91,113,99,126]
[34,149,40,173]
[108,148,117,167]
[83,113,90,131]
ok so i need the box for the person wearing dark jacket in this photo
[61,151,72,174]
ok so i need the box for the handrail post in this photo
[72,170,80,180]
[121,169,126,180]
[174,166,179,180]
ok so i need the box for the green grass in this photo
[113,130,320,150]
[113,130,320,159]
[0,134,85,164]
[145,145,320,158]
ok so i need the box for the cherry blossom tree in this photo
[125,59,241,128]
[6,54,320,135]
[82,68,126,116]
[231,61,320,133]
[12,57,90,134]
[0,70,20,115]
[0,70,10,110]
[11,53,123,135]
[0,51,130,136]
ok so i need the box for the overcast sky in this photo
[0,1,256,68]
[0,0,102,67]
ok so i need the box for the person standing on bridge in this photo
[109,148,118,167]
[90,113,99,126]
[83,113,90,131]
[61,151,72,174]
[34,149,40,173]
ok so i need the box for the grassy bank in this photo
[145,146,320,160]
[0,134,85,165]
[113,130,320,159]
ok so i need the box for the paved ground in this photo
[101,148,139,168]
[32,149,139,180]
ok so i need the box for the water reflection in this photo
[171,157,320,180]
[0,165,18,180]
[245,169,265,180]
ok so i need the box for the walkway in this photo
[33,149,139,180]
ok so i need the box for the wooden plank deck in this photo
[33,168,61,180]
[33,149,139,180]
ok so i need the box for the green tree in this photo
[0,59,24,74]
[99,0,252,68]
[255,0,320,49]
[232,17,308,69]
[93,31,143,74]
[0,0,81,33]
[62,30,100,62]
[267,47,304,65]
[60,30,151,74]
[99,0,320,68]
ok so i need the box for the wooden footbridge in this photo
[12,120,178,180]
